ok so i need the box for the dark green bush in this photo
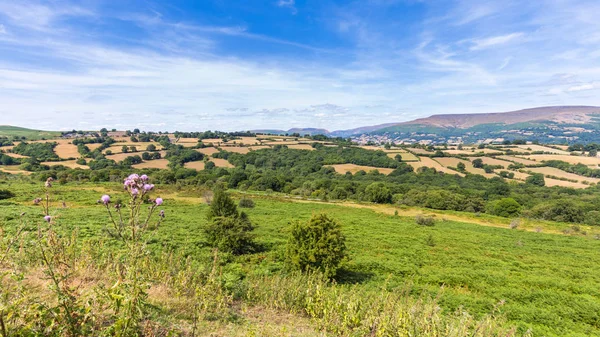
[0,189,15,200]
[205,189,255,254]
[415,215,435,226]
[238,197,255,208]
[285,213,347,278]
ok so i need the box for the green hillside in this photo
[0,125,60,140]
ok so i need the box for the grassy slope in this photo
[0,125,61,140]
[1,181,600,336]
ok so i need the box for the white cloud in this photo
[276,0,297,14]
[567,83,598,92]
[0,24,5,34]
[469,32,524,51]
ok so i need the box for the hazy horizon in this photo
[0,0,599,131]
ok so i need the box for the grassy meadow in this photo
[1,179,599,336]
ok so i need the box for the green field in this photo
[0,125,61,140]
[1,180,599,336]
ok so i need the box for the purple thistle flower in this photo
[143,184,154,192]
[33,198,42,205]
[44,215,51,223]
[140,174,149,181]
[131,188,139,196]
[155,197,163,206]
[101,194,110,205]
[128,173,140,181]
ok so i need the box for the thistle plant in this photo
[99,173,165,336]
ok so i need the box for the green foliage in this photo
[415,215,435,226]
[0,188,15,200]
[285,213,347,278]
[238,197,255,208]
[456,162,466,171]
[584,210,600,226]
[364,182,392,203]
[12,141,59,161]
[472,158,484,168]
[528,200,585,223]
[205,189,255,254]
[486,198,522,217]
[526,173,546,186]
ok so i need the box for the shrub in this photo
[486,198,522,217]
[364,182,392,203]
[285,213,347,278]
[526,173,546,186]
[205,213,255,255]
[415,215,435,226]
[238,197,255,208]
[205,189,255,254]
[584,211,600,226]
[0,189,15,200]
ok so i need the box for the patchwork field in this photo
[434,157,496,178]
[41,160,89,169]
[196,147,221,156]
[466,156,512,168]
[327,164,394,175]
[220,146,250,154]
[522,154,600,166]
[286,144,315,151]
[407,157,464,176]
[212,158,234,168]
[54,142,80,159]
[497,155,540,166]
[514,144,570,155]
[526,167,600,184]
[184,161,205,170]
[132,159,170,169]
[386,152,419,161]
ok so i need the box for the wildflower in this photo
[33,198,42,205]
[128,173,140,181]
[143,184,154,192]
[124,179,135,188]
[159,210,165,218]
[45,177,54,188]
[44,215,51,223]
[131,188,139,196]
[101,194,110,205]
[140,174,149,181]
[155,197,163,206]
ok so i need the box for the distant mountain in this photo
[251,128,330,136]
[398,106,600,129]
[254,106,600,138]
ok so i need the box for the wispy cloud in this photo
[469,32,524,51]
[276,0,297,15]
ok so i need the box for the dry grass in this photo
[54,142,80,159]
[526,167,600,184]
[233,137,261,145]
[263,141,301,145]
[406,148,433,155]
[497,155,540,166]
[184,161,206,170]
[220,146,250,154]
[249,146,271,151]
[386,152,419,161]
[196,147,220,156]
[544,178,589,189]
[132,159,170,169]
[515,144,570,155]
[522,154,600,166]
[41,160,89,169]
[86,143,103,151]
[200,138,223,145]
[0,166,32,175]
[408,157,465,176]
[3,152,28,158]
[435,157,496,178]
[466,157,512,168]
[359,146,386,151]
[327,164,395,175]
[106,152,142,162]
[212,158,234,168]
[287,144,315,151]
[103,142,162,154]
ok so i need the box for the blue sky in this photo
[0,0,599,131]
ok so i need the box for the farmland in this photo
[3,130,600,336]
[1,180,600,336]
